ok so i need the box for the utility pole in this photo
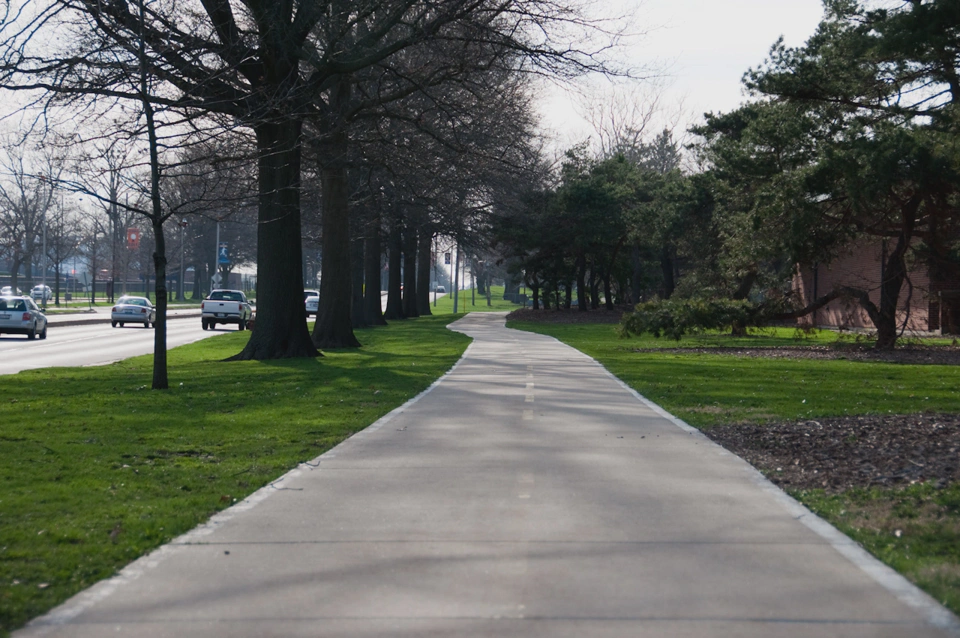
[452,243,459,314]
[212,220,220,291]
[179,219,187,300]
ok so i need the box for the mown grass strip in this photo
[0,316,469,635]
[509,319,960,616]
[508,323,960,427]
[430,285,523,314]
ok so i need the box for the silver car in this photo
[304,290,319,317]
[30,284,52,301]
[111,296,156,328]
[0,296,47,340]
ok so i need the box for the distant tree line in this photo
[494,0,960,350]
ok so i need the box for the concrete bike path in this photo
[19,312,959,637]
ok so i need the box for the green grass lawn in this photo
[0,316,469,635]
[507,323,960,427]
[509,319,960,615]
[428,285,524,314]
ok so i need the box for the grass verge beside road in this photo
[509,319,960,616]
[0,316,470,635]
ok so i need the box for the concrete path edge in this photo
[19,319,960,635]
[548,332,960,636]
[20,337,478,633]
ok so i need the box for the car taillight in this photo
[22,312,31,320]
[112,307,119,312]
[201,302,205,310]
[141,308,147,314]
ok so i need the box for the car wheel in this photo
[111,320,118,328]
[239,320,245,331]
[119,322,124,327]
[27,324,36,340]
[201,320,208,330]
[144,322,150,328]
[39,325,47,340]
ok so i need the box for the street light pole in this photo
[212,220,220,292]
[179,219,187,300]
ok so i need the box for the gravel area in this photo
[705,414,960,492]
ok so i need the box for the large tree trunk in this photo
[402,225,419,318]
[233,118,319,360]
[364,212,387,326]
[416,229,432,316]
[589,258,600,309]
[191,264,202,300]
[384,218,404,320]
[576,253,587,311]
[351,234,368,329]
[875,233,911,350]
[603,273,614,310]
[312,103,361,349]
[151,218,168,389]
[630,243,642,304]
[660,245,675,299]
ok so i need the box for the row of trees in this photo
[1,0,628,386]
[496,0,960,350]
[0,137,256,304]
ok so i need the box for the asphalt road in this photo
[0,312,218,375]
[16,312,959,637]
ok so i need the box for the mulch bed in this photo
[507,308,960,492]
[705,414,960,493]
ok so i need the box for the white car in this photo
[0,296,47,339]
[30,284,52,301]
[304,290,319,317]
[1,286,23,296]
[111,296,156,328]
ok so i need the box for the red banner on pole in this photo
[127,228,140,250]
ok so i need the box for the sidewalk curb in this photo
[46,310,202,328]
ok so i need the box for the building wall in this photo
[794,238,932,331]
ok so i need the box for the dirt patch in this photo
[506,307,629,324]
[704,414,960,493]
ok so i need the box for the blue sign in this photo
[218,242,230,265]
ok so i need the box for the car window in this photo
[13,300,26,311]
[27,299,39,311]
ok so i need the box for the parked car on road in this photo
[304,290,319,317]
[30,284,52,301]
[201,289,253,330]
[111,296,156,328]
[1,286,23,296]
[0,296,47,339]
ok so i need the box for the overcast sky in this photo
[537,0,827,148]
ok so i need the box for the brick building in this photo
[793,238,960,334]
